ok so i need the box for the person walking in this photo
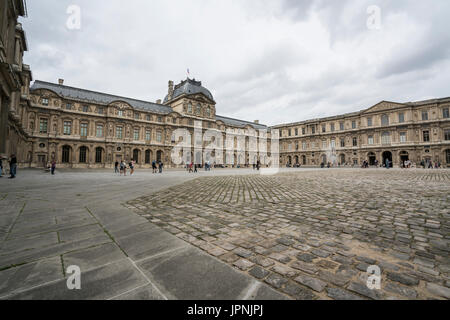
[188,162,193,173]
[194,163,198,173]
[114,161,119,174]
[120,160,125,176]
[51,160,56,175]
[152,160,157,174]
[129,160,134,175]
[158,161,163,173]
[8,154,17,179]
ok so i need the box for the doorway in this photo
[368,152,376,166]
[382,151,393,167]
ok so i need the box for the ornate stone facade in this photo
[24,78,269,168]
[0,0,32,162]
[274,99,450,167]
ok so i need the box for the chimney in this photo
[254,120,259,124]
[58,79,64,85]
[168,80,174,101]
[156,99,162,104]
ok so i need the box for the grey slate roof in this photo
[163,78,214,103]
[31,80,172,114]
[30,80,268,129]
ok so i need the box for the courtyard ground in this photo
[0,167,449,300]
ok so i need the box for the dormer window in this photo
[42,98,49,106]
[82,105,89,112]
[135,113,140,120]
[187,103,192,113]
[118,110,123,117]
[196,104,201,114]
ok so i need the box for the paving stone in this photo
[248,266,270,279]
[290,261,319,275]
[296,253,316,263]
[311,249,331,258]
[281,282,316,300]
[294,275,327,292]
[347,281,384,300]
[264,273,288,289]
[326,287,365,300]
[426,283,450,299]
[233,259,255,271]
[384,282,418,299]
[386,272,420,286]
[318,270,351,287]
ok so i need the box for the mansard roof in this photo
[30,80,268,129]
[163,78,215,103]
[31,80,173,114]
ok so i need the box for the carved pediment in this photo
[363,101,406,114]
[109,101,133,110]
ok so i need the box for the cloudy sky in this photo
[21,0,450,126]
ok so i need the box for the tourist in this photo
[152,160,157,173]
[114,161,119,174]
[385,158,390,169]
[8,154,17,179]
[158,161,163,173]
[129,159,134,175]
[119,160,125,176]
[51,160,56,175]
[188,162,193,173]
[194,164,198,173]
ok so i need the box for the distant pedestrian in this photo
[385,158,390,169]
[158,161,163,173]
[194,164,198,173]
[51,160,56,175]
[188,162,193,173]
[120,160,125,176]
[114,161,119,174]
[152,160,157,173]
[0,158,3,178]
[9,154,17,179]
[129,160,135,175]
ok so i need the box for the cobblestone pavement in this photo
[127,169,450,300]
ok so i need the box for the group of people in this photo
[114,160,136,176]
[186,161,212,173]
[420,159,442,169]
[253,161,262,170]
[0,154,17,179]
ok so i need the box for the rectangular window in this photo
[134,128,140,140]
[146,115,151,121]
[302,142,306,150]
[156,131,162,142]
[288,129,292,137]
[66,103,72,110]
[367,117,372,127]
[42,98,49,106]
[422,111,428,121]
[80,123,88,137]
[330,123,335,132]
[116,126,123,139]
[311,126,316,134]
[295,128,298,136]
[63,121,72,135]
[352,137,357,147]
[98,107,104,115]
[302,127,305,135]
[158,117,163,123]
[445,129,450,141]
[352,121,356,129]
[322,140,327,149]
[145,130,151,141]
[39,119,48,133]
[322,125,326,133]
[340,138,345,147]
[400,132,406,143]
[279,130,282,137]
[443,108,449,119]
[331,139,336,148]
[96,125,103,137]
[340,122,344,131]
[423,130,430,142]
[82,105,89,113]
[288,143,292,151]
[368,136,374,145]
[135,113,140,120]
[399,113,405,123]
[118,110,123,117]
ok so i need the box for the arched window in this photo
[62,146,71,163]
[196,104,201,114]
[206,107,211,117]
[95,147,103,163]
[187,103,192,113]
[79,146,87,163]
[381,114,389,126]
[133,149,139,164]
[145,150,151,164]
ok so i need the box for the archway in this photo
[95,147,104,164]
[79,146,88,163]
[339,154,346,165]
[302,155,306,165]
[368,152,376,166]
[133,149,140,164]
[382,151,393,167]
[321,154,327,165]
[62,145,71,163]
[294,155,299,165]
[399,151,409,166]
[145,150,152,164]
[287,156,292,166]
[156,150,163,163]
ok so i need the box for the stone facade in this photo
[24,79,270,168]
[0,0,32,163]
[274,100,450,167]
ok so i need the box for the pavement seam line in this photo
[127,257,168,300]
[241,280,261,300]
[133,246,187,264]
[105,283,150,300]
[5,201,26,241]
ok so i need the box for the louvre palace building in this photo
[1,0,450,169]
